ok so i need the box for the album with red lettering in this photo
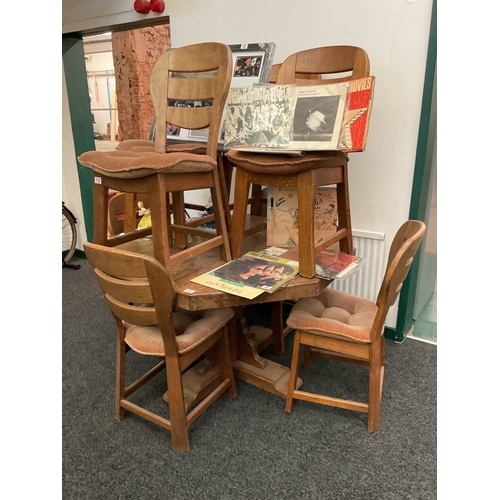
[338,76,375,153]
[230,76,375,154]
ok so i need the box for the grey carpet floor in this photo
[63,257,437,499]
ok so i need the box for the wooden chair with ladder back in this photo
[284,220,426,432]
[225,46,371,358]
[78,42,233,270]
[110,141,228,241]
[229,61,316,224]
[84,242,237,452]
[227,45,371,279]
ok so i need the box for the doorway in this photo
[83,33,119,150]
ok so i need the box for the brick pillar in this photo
[112,25,171,141]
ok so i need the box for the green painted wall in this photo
[62,36,95,242]
[389,0,437,342]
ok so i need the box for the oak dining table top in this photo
[117,230,332,312]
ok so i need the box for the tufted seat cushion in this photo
[286,289,378,343]
[124,307,234,356]
[116,139,207,155]
[78,150,216,179]
[226,149,348,175]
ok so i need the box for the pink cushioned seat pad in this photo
[124,307,234,356]
[286,288,378,343]
[116,139,207,155]
[226,149,348,175]
[78,150,216,179]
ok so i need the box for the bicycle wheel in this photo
[62,206,77,266]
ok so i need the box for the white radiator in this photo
[328,229,386,302]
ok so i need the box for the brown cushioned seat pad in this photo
[124,307,234,356]
[116,139,207,155]
[226,149,348,175]
[286,288,377,344]
[78,150,216,179]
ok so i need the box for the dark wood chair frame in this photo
[84,242,237,452]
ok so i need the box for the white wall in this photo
[62,0,433,325]
[63,0,432,233]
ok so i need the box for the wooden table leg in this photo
[232,304,302,399]
[232,353,302,399]
[272,301,285,355]
[165,304,301,402]
[163,362,223,412]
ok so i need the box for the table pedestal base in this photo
[232,359,302,398]
[163,360,222,412]
[164,324,301,405]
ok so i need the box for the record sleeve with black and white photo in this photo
[223,85,294,149]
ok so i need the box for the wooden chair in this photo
[107,192,151,236]
[268,63,282,84]
[226,45,370,278]
[112,141,219,238]
[269,62,314,84]
[284,220,426,432]
[239,62,311,220]
[278,45,369,85]
[78,42,233,270]
[84,242,237,452]
[107,192,127,236]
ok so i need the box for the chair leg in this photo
[217,152,233,231]
[230,169,251,258]
[115,335,126,421]
[147,175,174,270]
[250,183,263,216]
[166,192,173,247]
[297,170,317,278]
[303,345,312,369]
[172,191,188,250]
[217,327,237,399]
[367,345,382,433]
[165,358,190,452]
[380,336,386,379]
[123,193,138,233]
[93,178,110,245]
[336,161,354,255]
[285,331,302,413]
[367,382,381,432]
[210,168,232,261]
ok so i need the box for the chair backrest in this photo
[373,220,426,337]
[150,42,232,159]
[276,45,370,85]
[108,193,126,236]
[269,63,282,84]
[84,242,180,358]
[270,62,315,84]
